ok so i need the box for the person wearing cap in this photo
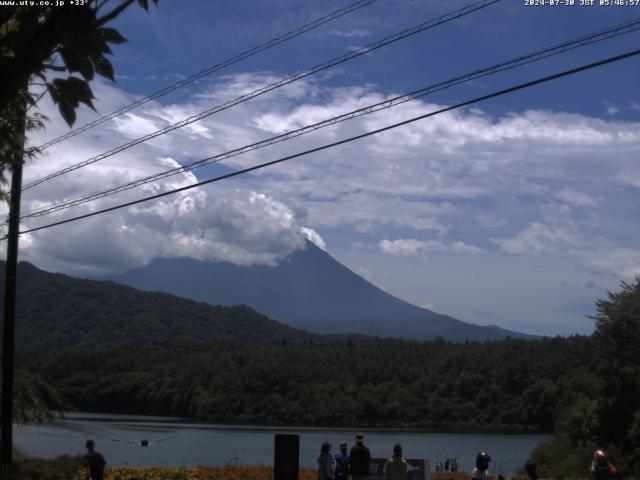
[334,441,350,480]
[383,443,407,480]
[350,433,371,480]
[84,439,106,480]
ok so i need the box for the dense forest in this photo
[7,260,639,476]
[20,336,594,432]
[0,261,321,349]
[528,279,640,477]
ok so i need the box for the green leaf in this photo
[52,77,96,114]
[94,57,115,82]
[58,97,76,127]
[59,45,94,81]
[46,83,60,104]
[101,27,127,44]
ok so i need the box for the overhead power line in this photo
[19,18,640,220]
[12,48,640,239]
[33,0,381,152]
[22,0,500,191]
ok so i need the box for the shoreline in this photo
[57,412,552,435]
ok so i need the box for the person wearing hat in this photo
[349,433,371,480]
[84,439,106,480]
[334,441,350,480]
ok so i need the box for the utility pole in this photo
[1,98,26,480]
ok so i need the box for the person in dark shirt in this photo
[84,439,106,480]
[349,433,371,480]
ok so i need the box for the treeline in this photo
[19,335,594,432]
[528,279,640,477]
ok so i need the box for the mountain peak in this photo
[107,244,534,341]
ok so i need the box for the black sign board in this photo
[274,433,299,480]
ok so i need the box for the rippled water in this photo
[14,413,548,475]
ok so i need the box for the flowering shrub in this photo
[71,465,317,480]
[431,473,472,480]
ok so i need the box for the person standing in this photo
[472,452,491,480]
[525,460,537,480]
[383,443,408,480]
[318,442,336,480]
[350,433,371,480]
[334,441,350,480]
[591,449,616,480]
[84,439,106,480]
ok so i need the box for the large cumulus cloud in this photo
[11,72,640,285]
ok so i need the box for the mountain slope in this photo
[107,242,534,341]
[0,261,318,350]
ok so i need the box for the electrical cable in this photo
[19,18,640,220]
[22,0,500,191]
[11,47,640,239]
[32,0,382,152]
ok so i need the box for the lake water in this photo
[14,413,549,475]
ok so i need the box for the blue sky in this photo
[12,0,640,336]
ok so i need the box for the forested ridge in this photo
[1,261,321,349]
[20,336,593,432]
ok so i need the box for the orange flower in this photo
[71,465,319,480]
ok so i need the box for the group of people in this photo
[83,437,620,480]
[319,443,622,480]
[433,457,458,473]
[318,433,377,480]
[318,433,411,480]
[317,433,489,480]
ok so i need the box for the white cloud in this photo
[19,187,310,275]
[579,248,640,279]
[15,73,640,282]
[492,222,583,254]
[604,102,619,116]
[330,29,370,38]
[355,266,372,279]
[553,188,599,208]
[476,213,506,228]
[111,113,163,138]
[301,226,326,250]
[379,238,482,256]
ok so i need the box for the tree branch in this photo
[95,0,135,27]
[42,63,66,72]
[94,0,111,12]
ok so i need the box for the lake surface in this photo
[14,413,549,475]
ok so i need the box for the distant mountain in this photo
[0,261,318,350]
[107,241,534,341]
